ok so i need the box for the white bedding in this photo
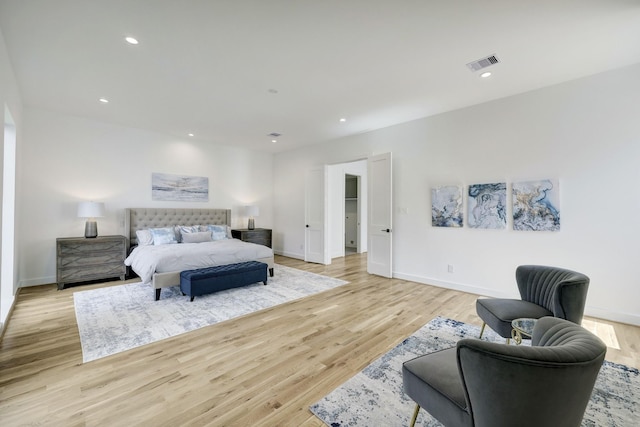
[125,239,273,284]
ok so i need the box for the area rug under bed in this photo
[74,264,348,362]
[310,316,639,426]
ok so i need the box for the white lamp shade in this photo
[245,205,259,217]
[77,201,105,218]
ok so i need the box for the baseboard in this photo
[393,271,640,327]
[0,287,20,342]
[19,275,56,287]
[393,271,515,300]
[585,306,640,327]
[273,250,305,261]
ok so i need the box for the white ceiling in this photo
[1,0,640,153]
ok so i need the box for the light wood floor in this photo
[1,254,639,426]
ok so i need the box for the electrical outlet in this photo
[448,264,454,273]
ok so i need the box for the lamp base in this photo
[248,218,255,230]
[85,220,98,238]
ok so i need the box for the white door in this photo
[305,166,330,264]
[367,153,392,277]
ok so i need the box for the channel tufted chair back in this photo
[516,265,589,324]
[402,317,607,427]
[476,265,590,340]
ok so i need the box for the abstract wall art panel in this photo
[468,182,507,229]
[151,173,209,202]
[512,179,560,231]
[431,185,463,227]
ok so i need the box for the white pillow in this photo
[150,227,178,245]
[181,231,212,243]
[136,229,154,246]
[207,225,228,241]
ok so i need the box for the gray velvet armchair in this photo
[476,265,590,341]
[402,317,607,427]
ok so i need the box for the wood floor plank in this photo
[1,253,638,426]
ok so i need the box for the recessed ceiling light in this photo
[125,36,139,45]
[339,118,346,122]
[188,133,194,137]
[480,72,492,78]
[99,98,109,103]
[271,139,277,143]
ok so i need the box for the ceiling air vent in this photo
[268,132,281,138]
[466,54,499,72]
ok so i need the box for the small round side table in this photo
[511,318,537,345]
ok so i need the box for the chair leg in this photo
[506,337,510,345]
[409,404,420,427]
[479,322,486,339]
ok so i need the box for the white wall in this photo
[18,107,274,286]
[0,25,23,329]
[273,63,640,325]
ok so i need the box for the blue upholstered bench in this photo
[179,261,268,301]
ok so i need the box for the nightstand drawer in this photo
[58,251,124,268]
[58,262,125,282]
[231,228,272,248]
[58,240,124,256]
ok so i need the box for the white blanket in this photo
[125,239,273,284]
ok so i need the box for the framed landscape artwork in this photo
[151,173,209,202]
[468,182,507,229]
[512,179,560,231]
[431,185,463,227]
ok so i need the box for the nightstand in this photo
[56,235,127,290]
[231,228,272,248]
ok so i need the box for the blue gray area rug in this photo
[74,264,347,363]
[310,316,639,426]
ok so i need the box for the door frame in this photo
[305,153,391,275]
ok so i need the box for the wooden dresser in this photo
[56,235,127,290]
[231,228,272,248]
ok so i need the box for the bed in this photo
[124,208,274,300]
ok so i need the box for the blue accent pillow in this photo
[150,227,178,245]
[207,225,228,241]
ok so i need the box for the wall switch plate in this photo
[448,264,454,273]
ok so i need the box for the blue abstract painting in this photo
[152,173,209,202]
[431,185,463,227]
[512,179,560,231]
[468,182,507,229]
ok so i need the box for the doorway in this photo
[328,159,367,259]
[305,153,391,277]
[344,174,359,255]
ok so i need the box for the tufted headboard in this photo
[125,208,231,247]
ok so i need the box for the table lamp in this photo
[77,201,105,238]
[245,205,259,230]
